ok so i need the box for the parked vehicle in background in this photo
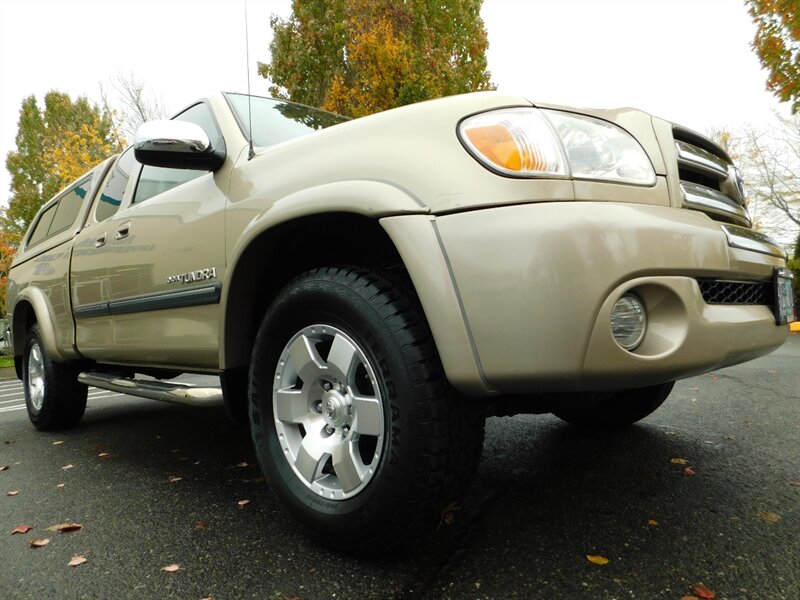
[5,91,795,552]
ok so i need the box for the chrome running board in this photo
[78,371,224,407]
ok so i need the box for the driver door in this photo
[71,101,228,369]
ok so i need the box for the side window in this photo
[27,203,58,247]
[48,178,91,235]
[96,147,135,222]
[27,176,93,248]
[132,102,222,205]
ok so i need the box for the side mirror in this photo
[134,121,225,171]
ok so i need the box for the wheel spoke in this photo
[351,394,383,436]
[27,342,45,411]
[288,334,325,383]
[274,388,309,423]
[332,441,366,493]
[294,434,328,484]
[326,333,358,381]
[273,323,385,500]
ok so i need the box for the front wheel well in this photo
[11,300,37,379]
[223,213,409,375]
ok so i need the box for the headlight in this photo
[458,108,656,186]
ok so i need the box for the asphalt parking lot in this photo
[1,335,798,600]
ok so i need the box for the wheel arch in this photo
[11,288,67,378]
[220,212,407,376]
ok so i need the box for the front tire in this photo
[552,381,675,428]
[248,267,484,553]
[23,325,87,431]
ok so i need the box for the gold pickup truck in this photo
[6,91,796,552]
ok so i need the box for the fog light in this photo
[611,294,647,350]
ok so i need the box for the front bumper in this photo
[382,202,789,396]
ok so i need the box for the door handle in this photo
[115,222,131,240]
[95,233,107,248]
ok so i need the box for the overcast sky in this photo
[0,0,791,209]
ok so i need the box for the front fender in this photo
[219,179,428,371]
[227,179,428,267]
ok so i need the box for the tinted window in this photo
[226,93,347,148]
[27,203,58,247]
[49,177,91,235]
[132,103,219,204]
[97,148,135,221]
[134,167,204,204]
[27,176,93,248]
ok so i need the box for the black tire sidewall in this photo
[21,325,87,430]
[249,275,429,543]
[554,381,675,427]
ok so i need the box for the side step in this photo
[78,372,224,407]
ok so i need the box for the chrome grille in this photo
[673,126,751,227]
[697,279,773,306]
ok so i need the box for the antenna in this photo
[244,0,255,160]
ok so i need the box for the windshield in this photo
[225,93,348,148]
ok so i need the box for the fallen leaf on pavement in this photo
[671,458,689,465]
[586,554,609,565]
[11,524,32,535]
[237,499,250,509]
[647,519,659,527]
[68,555,87,567]
[168,476,182,483]
[758,511,781,523]
[711,375,719,381]
[683,466,697,476]
[97,452,112,459]
[62,464,73,470]
[7,491,18,496]
[692,583,716,598]
[196,520,209,529]
[0,466,9,471]
[56,483,65,489]
[30,538,50,548]
[47,523,82,533]
[161,564,181,573]
[52,440,64,445]
[5,440,15,444]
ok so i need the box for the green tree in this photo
[258,0,494,117]
[3,91,121,237]
[745,0,800,113]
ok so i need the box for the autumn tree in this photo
[0,229,21,318]
[101,72,167,141]
[2,92,121,237]
[745,0,800,113]
[258,0,494,117]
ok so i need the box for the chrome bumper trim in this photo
[721,224,786,258]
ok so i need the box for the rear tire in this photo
[552,381,675,428]
[23,325,87,431]
[248,266,485,554]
